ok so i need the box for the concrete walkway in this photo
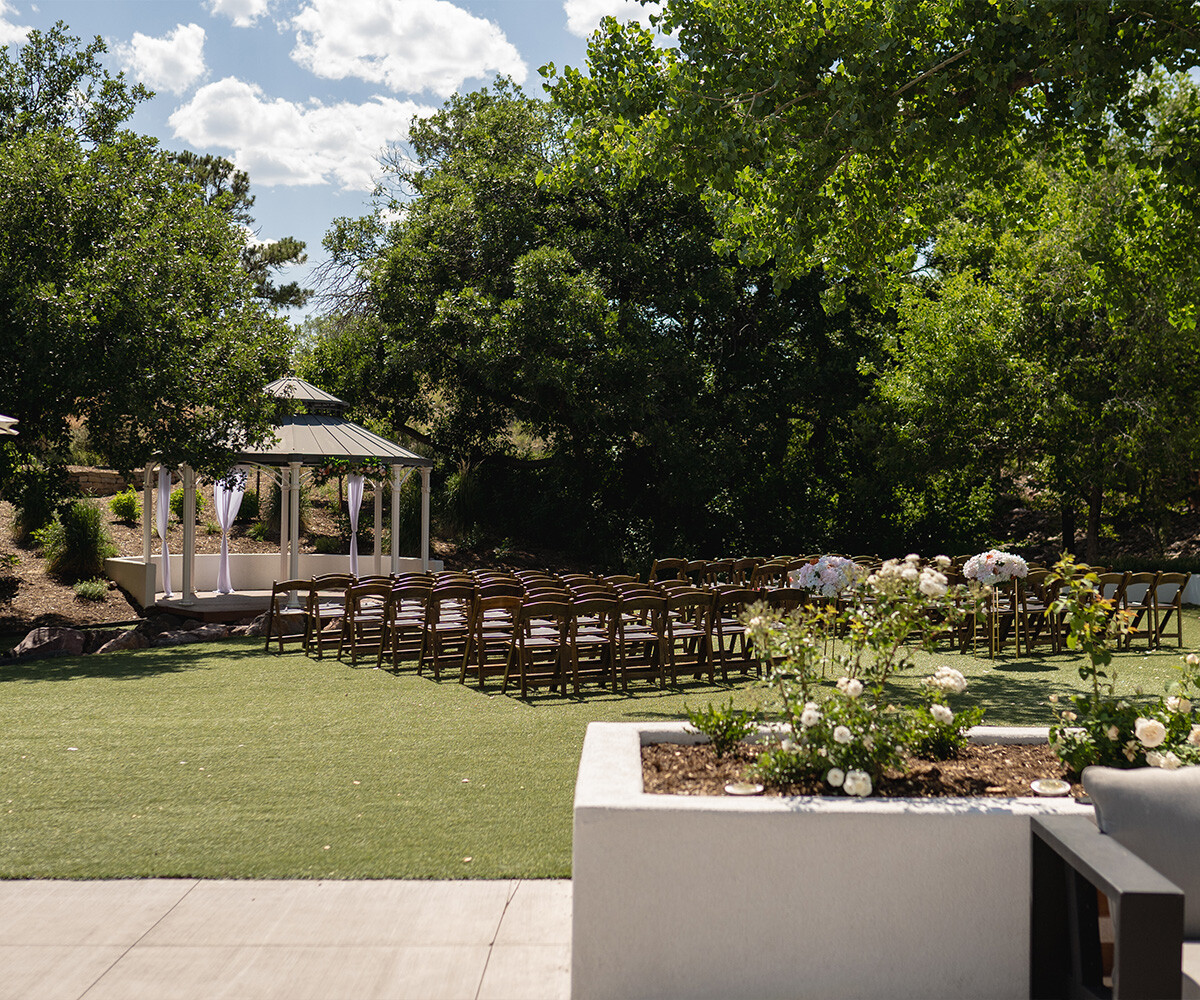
[0,879,571,1000]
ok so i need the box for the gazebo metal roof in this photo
[236,413,432,468]
[236,375,432,468]
[262,376,347,409]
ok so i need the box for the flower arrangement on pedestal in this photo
[789,555,863,597]
[311,457,390,486]
[962,548,1029,585]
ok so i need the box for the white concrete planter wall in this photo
[572,721,1093,1000]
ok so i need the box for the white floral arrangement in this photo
[962,549,1028,585]
[790,555,862,597]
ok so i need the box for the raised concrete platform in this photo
[151,592,273,623]
[0,879,571,1000]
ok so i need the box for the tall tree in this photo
[878,129,1200,561]
[170,151,312,310]
[548,0,1200,300]
[306,80,881,563]
[0,26,291,482]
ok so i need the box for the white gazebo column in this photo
[141,463,154,607]
[288,461,302,586]
[373,478,383,575]
[278,467,290,585]
[181,464,196,605]
[390,466,402,575]
[420,466,431,572]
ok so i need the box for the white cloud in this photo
[290,0,526,98]
[563,0,661,38]
[115,23,207,95]
[205,0,270,28]
[168,76,431,191]
[0,0,31,46]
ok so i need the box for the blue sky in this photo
[0,0,662,322]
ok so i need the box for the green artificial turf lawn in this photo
[2,611,1198,880]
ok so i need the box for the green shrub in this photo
[109,489,141,524]
[264,480,309,537]
[73,578,109,601]
[313,534,344,554]
[35,501,117,583]
[9,460,73,546]
[247,521,271,542]
[169,486,206,523]
[686,697,758,757]
[236,488,260,523]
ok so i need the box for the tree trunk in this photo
[1060,503,1076,556]
[1085,482,1103,565]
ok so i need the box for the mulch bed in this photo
[643,740,1083,798]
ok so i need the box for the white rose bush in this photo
[742,554,985,795]
[1047,556,1200,772]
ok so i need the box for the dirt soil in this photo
[642,741,1082,799]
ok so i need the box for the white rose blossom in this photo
[826,767,845,788]
[833,725,853,744]
[800,708,821,728]
[927,666,967,695]
[935,554,951,568]
[836,677,864,699]
[1166,696,1193,714]
[1106,725,1120,741]
[1134,717,1167,748]
[1187,653,1199,667]
[930,704,954,725]
[1189,724,1200,747]
[843,770,873,797]
[1146,750,1164,767]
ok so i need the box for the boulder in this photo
[94,630,151,654]
[82,630,125,654]
[11,627,86,659]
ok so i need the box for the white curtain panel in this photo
[348,474,364,578]
[156,467,173,598]
[213,468,247,595]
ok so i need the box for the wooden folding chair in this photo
[567,595,620,694]
[710,587,762,681]
[1153,572,1191,648]
[305,573,353,659]
[648,557,688,583]
[419,580,474,679]
[615,592,667,690]
[264,579,311,654]
[664,589,715,684]
[461,590,521,687]
[379,580,432,670]
[338,580,391,666]
[1121,571,1161,650]
[503,598,570,698]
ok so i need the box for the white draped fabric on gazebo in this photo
[137,377,433,605]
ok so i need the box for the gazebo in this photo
[106,378,436,610]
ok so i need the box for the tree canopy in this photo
[0,25,292,486]
[547,0,1200,300]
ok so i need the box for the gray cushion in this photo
[1083,765,1200,938]
[1184,942,1200,1000]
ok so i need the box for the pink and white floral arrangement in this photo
[790,555,862,597]
[962,549,1028,585]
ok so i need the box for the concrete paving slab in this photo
[0,880,196,946]
[81,944,492,1000]
[140,880,517,948]
[477,945,571,1000]
[0,945,127,1000]
[492,881,572,946]
[0,879,573,1000]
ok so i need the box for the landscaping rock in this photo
[11,627,86,659]
[82,630,124,654]
[94,630,151,654]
